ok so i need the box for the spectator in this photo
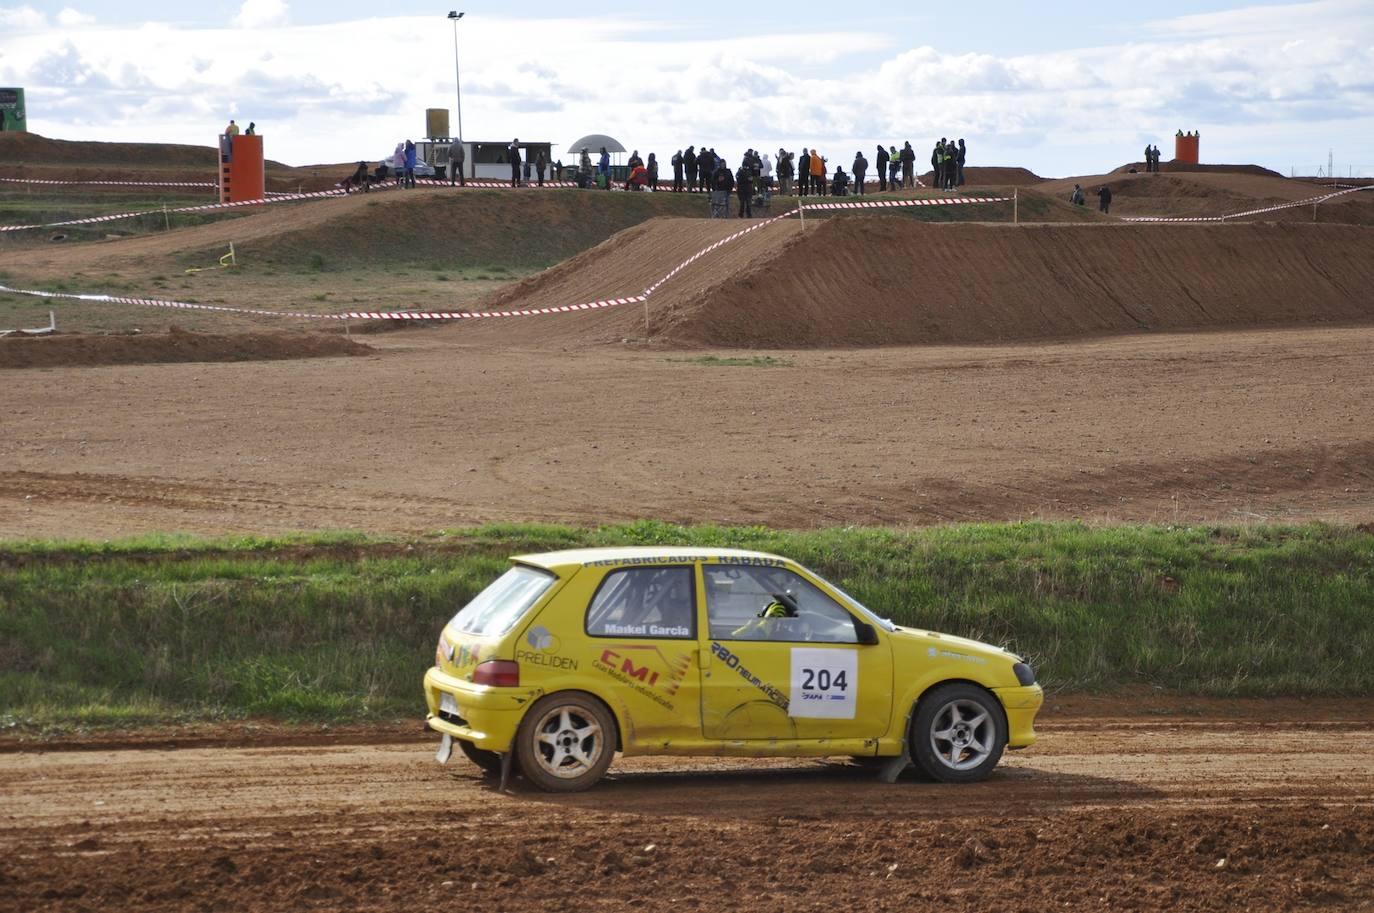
[735,162,753,217]
[448,138,465,186]
[810,150,825,195]
[672,150,684,192]
[956,139,966,186]
[684,146,698,192]
[508,138,522,187]
[777,149,794,196]
[761,151,773,190]
[245,121,256,136]
[942,141,956,190]
[225,119,240,136]
[535,150,547,186]
[598,146,611,190]
[343,161,369,194]
[889,146,901,191]
[578,147,593,188]
[1097,185,1113,214]
[798,148,811,198]
[852,151,868,195]
[710,158,733,218]
[404,139,417,188]
[392,143,405,186]
[831,166,849,196]
[901,141,915,189]
[648,152,659,191]
[932,139,944,190]
[876,144,889,192]
[1070,183,1085,205]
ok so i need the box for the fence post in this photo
[1014,188,1018,224]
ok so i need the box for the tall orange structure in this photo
[1174,132,1200,165]
[218,133,265,204]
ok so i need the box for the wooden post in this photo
[162,204,171,231]
[1013,188,1018,224]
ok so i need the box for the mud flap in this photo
[435,733,453,765]
[877,704,917,783]
[498,747,514,793]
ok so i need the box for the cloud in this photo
[0,5,1369,178]
[0,4,45,28]
[56,7,94,27]
[232,0,288,29]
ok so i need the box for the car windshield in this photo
[806,570,897,632]
[449,565,555,637]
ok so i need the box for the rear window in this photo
[449,565,556,637]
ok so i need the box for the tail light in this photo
[472,660,520,687]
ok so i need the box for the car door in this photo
[578,564,702,748]
[698,562,892,742]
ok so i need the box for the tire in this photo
[515,692,616,792]
[910,683,1006,783]
[458,738,502,776]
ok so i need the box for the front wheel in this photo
[910,684,1006,783]
[515,693,616,792]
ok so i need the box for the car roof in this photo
[513,546,789,573]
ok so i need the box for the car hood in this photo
[888,625,1020,665]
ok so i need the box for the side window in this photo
[585,566,696,639]
[704,566,859,644]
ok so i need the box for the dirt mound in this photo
[1110,162,1285,178]
[917,166,1044,186]
[1034,170,1374,222]
[455,217,1374,349]
[0,326,372,369]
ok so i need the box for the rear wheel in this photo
[910,684,1006,783]
[458,738,502,776]
[516,693,616,792]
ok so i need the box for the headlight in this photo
[1013,662,1036,686]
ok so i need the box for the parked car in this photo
[424,547,1042,791]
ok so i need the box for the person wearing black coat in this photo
[684,146,698,192]
[876,145,889,192]
[956,139,966,186]
[709,160,734,218]
[900,142,915,189]
[1097,185,1113,214]
[735,164,753,217]
[648,153,659,191]
[852,152,867,195]
[798,148,811,197]
[671,150,683,191]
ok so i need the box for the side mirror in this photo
[855,621,880,646]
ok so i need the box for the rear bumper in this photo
[423,667,536,752]
[993,683,1043,749]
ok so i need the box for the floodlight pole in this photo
[448,11,466,172]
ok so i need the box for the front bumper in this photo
[423,667,538,752]
[993,683,1043,749]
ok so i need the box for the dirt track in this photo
[3,703,1371,912]
[3,323,1372,537]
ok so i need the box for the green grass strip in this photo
[1,521,1370,731]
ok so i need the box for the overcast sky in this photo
[1,0,1370,177]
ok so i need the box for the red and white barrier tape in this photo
[798,194,1011,212]
[0,192,1012,322]
[0,186,359,232]
[1123,185,1373,222]
[0,177,217,188]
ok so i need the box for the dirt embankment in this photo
[0,326,372,369]
[456,216,1374,349]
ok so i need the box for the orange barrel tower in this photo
[1173,132,1200,165]
[218,133,265,204]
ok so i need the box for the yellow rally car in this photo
[424,548,1042,791]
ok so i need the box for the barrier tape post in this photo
[1014,188,1018,224]
[162,204,170,232]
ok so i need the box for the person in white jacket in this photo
[392,143,405,186]
[760,152,773,189]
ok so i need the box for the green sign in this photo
[0,88,27,133]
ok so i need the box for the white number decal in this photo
[790,648,858,719]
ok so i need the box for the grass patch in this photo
[1,521,1371,730]
[669,355,794,368]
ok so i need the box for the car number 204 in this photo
[789,648,858,719]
